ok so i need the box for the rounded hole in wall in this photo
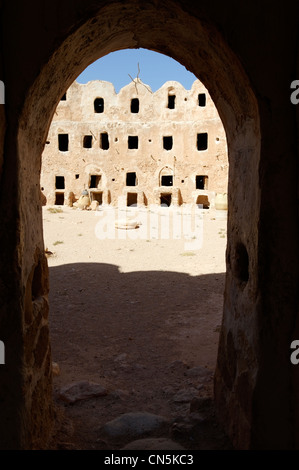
[233,242,249,285]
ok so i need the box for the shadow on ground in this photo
[48,262,232,450]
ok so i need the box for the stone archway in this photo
[8,1,261,449]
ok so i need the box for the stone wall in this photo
[41,79,228,208]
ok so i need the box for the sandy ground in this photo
[42,204,231,450]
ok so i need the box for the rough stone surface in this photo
[185,366,213,381]
[122,437,186,450]
[58,381,108,404]
[173,388,199,403]
[109,389,130,400]
[99,412,170,441]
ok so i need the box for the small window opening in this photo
[196,175,208,189]
[131,98,139,113]
[83,135,92,148]
[94,98,104,113]
[75,174,79,179]
[198,93,206,107]
[128,136,138,149]
[60,93,66,101]
[197,133,208,151]
[126,172,137,186]
[167,95,176,109]
[58,134,69,151]
[127,193,138,207]
[161,175,173,186]
[55,192,64,205]
[89,175,101,189]
[55,176,65,190]
[160,193,172,207]
[163,136,173,150]
[100,132,109,150]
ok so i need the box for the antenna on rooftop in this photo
[128,63,152,94]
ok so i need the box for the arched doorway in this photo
[13,1,260,449]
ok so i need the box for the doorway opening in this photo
[161,175,173,187]
[55,176,65,190]
[163,136,173,150]
[197,133,208,151]
[89,175,101,189]
[196,175,208,190]
[127,192,138,206]
[58,134,69,152]
[160,193,172,206]
[167,93,176,109]
[100,132,109,150]
[91,191,103,205]
[54,192,65,205]
[83,135,93,149]
[42,52,230,449]
[131,98,139,113]
[126,172,138,187]
[196,194,210,209]
[94,98,104,113]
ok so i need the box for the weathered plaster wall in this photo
[41,79,228,207]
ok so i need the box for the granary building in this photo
[41,79,228,209]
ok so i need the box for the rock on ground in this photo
[58,381,108,404]
[98,412,170,443]
[172,388,199,403]
[185,366,213,381]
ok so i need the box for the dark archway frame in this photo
[6,1,263,449]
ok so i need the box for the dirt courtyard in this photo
[43,204,232,450]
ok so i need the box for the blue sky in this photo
[76,48,197,93]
